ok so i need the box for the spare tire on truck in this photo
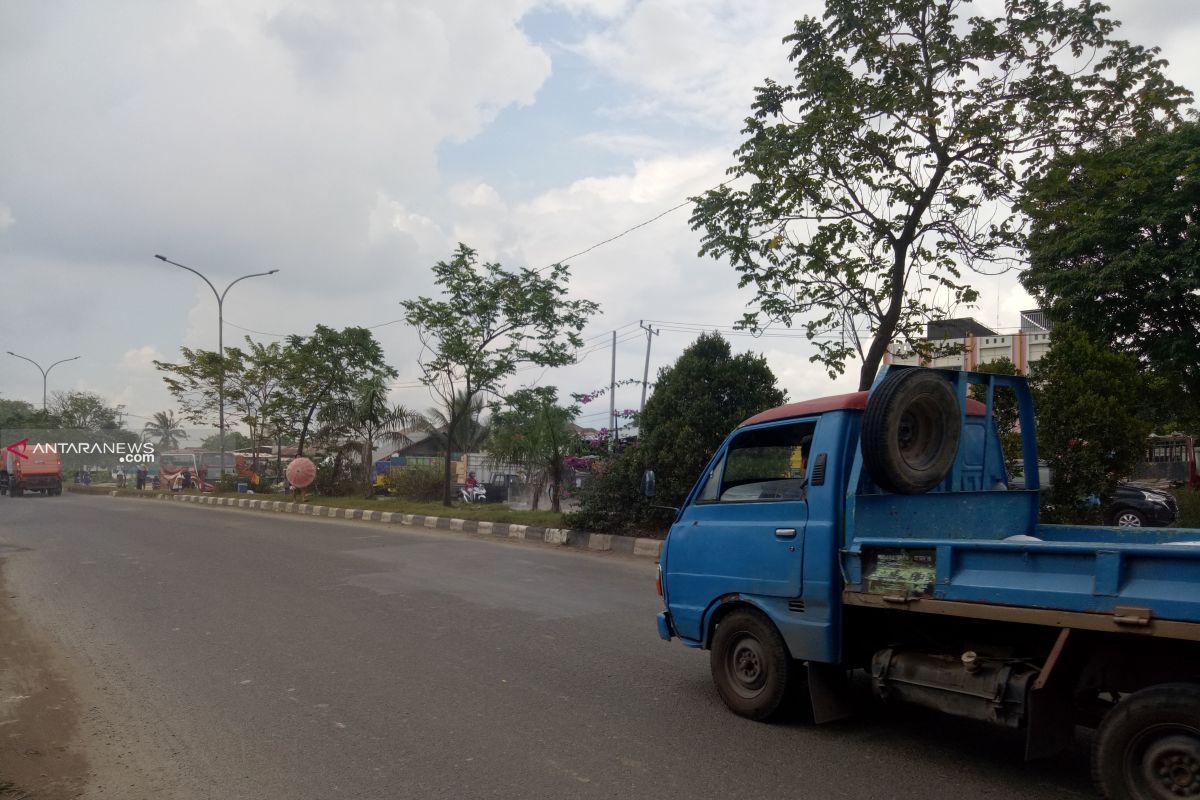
[862,369,960,494]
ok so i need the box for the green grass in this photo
[105,487,566,528]
[63,484,117,495]
[1176,489,1200,529]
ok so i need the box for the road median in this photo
[98,489,664,559]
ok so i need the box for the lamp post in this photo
[155,254,278,481]
[6,352,80,411]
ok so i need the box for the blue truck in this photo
[651,366,1200,800]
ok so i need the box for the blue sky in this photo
[1,0,1197,440]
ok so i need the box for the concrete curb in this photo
[106,490,663,560]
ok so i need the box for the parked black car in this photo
[1105,483,1178,527]
[1012,464,1179,527]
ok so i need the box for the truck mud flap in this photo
[807,662,854,724]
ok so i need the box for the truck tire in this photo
[9,485,20,498]
[710,608,792,721]
[862,369,960,494]
[1093,682,1200,800]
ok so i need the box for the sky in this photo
[2,0,1198,442]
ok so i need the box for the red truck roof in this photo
[740,391,987,428]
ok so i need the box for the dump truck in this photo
[650,366,1200,800]
[5,442,63,497]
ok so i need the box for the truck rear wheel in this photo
[710,608,792,721]
[862,369,960,494]
[9,485,20,498]
[1093,683,1200,800]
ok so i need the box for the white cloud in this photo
[0,203,13,232]
[120,346,166,371]
[571,0,821,128]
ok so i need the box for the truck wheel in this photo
[862,369,960,494]
[710,608,792,721]
[9,485,20,498]
[1093,683,1200,800]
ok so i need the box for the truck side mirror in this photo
[642,469,656,498]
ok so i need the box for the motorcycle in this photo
[459,484,487,504]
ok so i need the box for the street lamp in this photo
[6,352,80,411]
[155,254,278,481]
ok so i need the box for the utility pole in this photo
[609,330,617,447]
[638,320,659,415]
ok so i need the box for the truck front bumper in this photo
[656,611,674,641]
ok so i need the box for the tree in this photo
[401,244,598,505]
[144,411,187,451]
[1029,324,1149,523]
[200,431,251,451]
[416,390,491,457]
[317,378,415,498]
[0,399,46,429]
[222,340,289,472]
[155,347,226,426]
[279,326,397,456]
[48,391,124,430]
[1020,121,1200,426]
[691,0,1189,390]
[485,388,580,512]
[640,332,786,508]
[157,338,284,469]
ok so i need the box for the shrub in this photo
[313,457,360,496]
[384,466,443,502]
[1177,489,1200,529]
[564,446,673,535]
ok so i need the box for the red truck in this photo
[4,443,63,497]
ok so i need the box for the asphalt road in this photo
[0,494,1096,799]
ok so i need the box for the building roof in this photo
[1019,309,1052,333]
[926,317,998,340]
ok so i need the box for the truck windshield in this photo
[708,421,815,503]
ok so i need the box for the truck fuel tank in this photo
[870,648,1038,728]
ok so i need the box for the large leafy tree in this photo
[485,387,580,512]
[639,332,786,508]
[48,391,124,431]
[143,411,187,451]
[157,338,287,464]
[1021,122,1200,427]
[0,399,47,429]
[691,0,1189,390]
[222,340,290,472]
[1029,324,1149,523]
[200,431,251,451]
[401,244,598,505]
[279,326,397,456]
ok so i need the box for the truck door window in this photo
[719,422,816,503]
[696,455,725,502]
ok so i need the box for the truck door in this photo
[664,419,814,643]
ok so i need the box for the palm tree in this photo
[318,378,415,497]
[416,391,491,455]
[143,411,186,451]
